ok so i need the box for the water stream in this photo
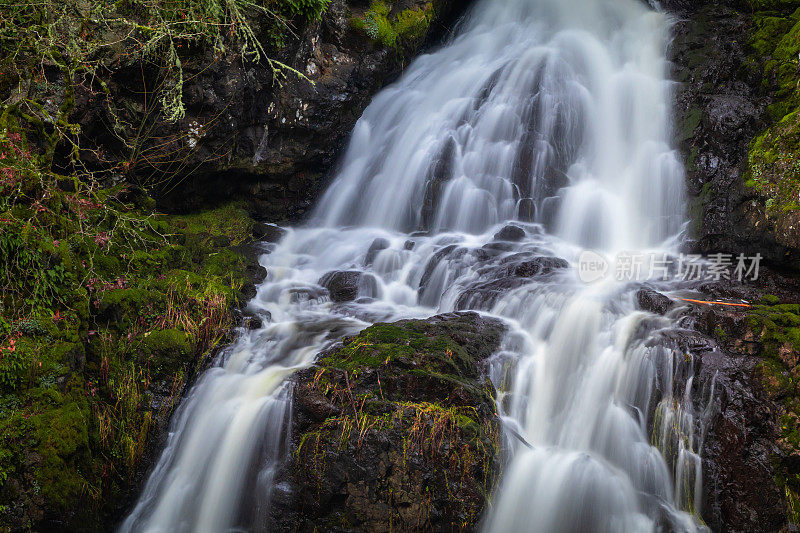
[121,0,711,530]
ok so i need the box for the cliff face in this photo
[668,0,800,268]
[664,2,800,530]
[69,0,471,221]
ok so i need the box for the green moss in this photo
[351,0,434,49]
[32,397,91,508]
[165,202,253,247]
[679,108,703,142]
[0,173,257,529]
[750,297,800,523]
[140,329,191,358]
[746,4,800,214]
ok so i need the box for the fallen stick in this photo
[679,298,752,308]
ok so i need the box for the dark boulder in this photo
[364,237,390,266]
[252,222,286,243]
[508,256,569,277]
[636,288,675,315]
[455,254,568,309]
[318,270,377,302]
[267,312,505,531]
[493,224,526,242]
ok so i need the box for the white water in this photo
[121,0,712,530]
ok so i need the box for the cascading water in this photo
[121,0,713,531]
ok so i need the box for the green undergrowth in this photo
[748,296,800,524]
[349,0,434,49]
[0,126,258,530]
[745,2,800,214]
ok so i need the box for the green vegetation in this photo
[0,124,259,529]
[744,297,800,524]
[0,0,328,528]
[745,3,800,214]
[0,0,329,123]
[349,0,434,49]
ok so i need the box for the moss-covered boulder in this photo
[267,312,505,532]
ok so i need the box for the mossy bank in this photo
[0,165,268,531]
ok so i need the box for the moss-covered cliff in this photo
[672,0,800,266]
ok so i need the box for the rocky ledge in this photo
[267,312,505,531]
[635,271,800,532]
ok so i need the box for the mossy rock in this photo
[138,329,193,375]
[269,312,505,531]
[97,288,164,329]
[350,0,435,50]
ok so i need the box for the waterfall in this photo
[121,0,710,531]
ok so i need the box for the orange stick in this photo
[679,298,752,308]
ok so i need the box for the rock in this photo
[668,1,798,267]
[517,197,535,222]
[242,314,264,330]
[318,270,377,302]
[493,224,526,242]
[364,237,390,266]
[455,255,568,309]
[421,136,458,229]
[252,222,286,243]
[68,0,471,222]
[669,271,800,532]
[267,312,505,531]
[510,256,569,277]
[636,288,675,315]
[404,239,415,250]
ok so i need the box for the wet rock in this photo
[454,255,567,309]
[493,224,526,242]
[418,244,468,295]
[267,312,505,531]
[318,270,377,302]
[252,222,286,243]
[246,316,263,330]
[636,288,675,315]
[517,197,536,222]
[404,239,415,250]
[667,270,800,532]
[668,1,797,267]
[364,237,390,266]
[509,256,569,277]
[421,136,458,230]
